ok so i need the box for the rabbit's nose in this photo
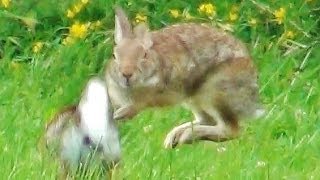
[122,72,132,80]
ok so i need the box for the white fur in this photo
[79,79,109,144]
[61,126,86,170]
[143,75,160,86]
[78,78,121,162]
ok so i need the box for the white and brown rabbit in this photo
[43,77,120,178]
[105,7,264,148]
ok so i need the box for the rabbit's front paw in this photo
[113,105,136,120]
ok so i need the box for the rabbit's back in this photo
[151,23,249,66]
[147,24,252,92]
[149,24,262,118]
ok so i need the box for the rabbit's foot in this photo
[164,121,198,148]
[164,124,237,148]
[164,126,184,149]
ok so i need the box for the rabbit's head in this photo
[112,7,159,88]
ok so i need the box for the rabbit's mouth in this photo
[125,78,130,87]
[119,77,132,88]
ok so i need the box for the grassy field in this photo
[0,0,319,179]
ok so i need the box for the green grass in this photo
[0,0,319,179]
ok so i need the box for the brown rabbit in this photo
[105,7,264,148]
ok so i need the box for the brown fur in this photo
[213,95,239,131]
[106,7,264,148]
[45,106,79,141]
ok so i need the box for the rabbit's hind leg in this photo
[163,105,239,148]
[163,105,216,148]
[163,120,201,149]
[171,124,235,145]
[196,105,240,142]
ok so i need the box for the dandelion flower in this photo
[81,0,89,5]
[70,22,88,38]
[198,3,216,17]
[67,9,75,18]
[1,0,10,8]
[32,42,44,53]
[285,30,295,39]
[229,12,238,21]
[169,9,180,18]
[63,22,88,45]
[94,20,101,27]
[248,18,257,26]
[274,7,285,25]
[229,5,239,22]
[62,36,74,45]
[73,3,83,13]
[89,20,102,30]
[135,13,147,23]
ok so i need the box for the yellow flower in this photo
[1,0,10,8]
[62,36,74,45]
[285,30,295,39]
[89,20,102,30]
[73,3,83,13]
[274,8,285,25]
[169,9,180,18]
[229,5,239,22]
[94,20,101,27]
[32,42,44,53]
[81,0,89,4]
[229,12,238,21]
[198,3,216,17]
[70,22,88,38]
[135,13,147,23]
[248,18,257,26]
[67,9,75,18]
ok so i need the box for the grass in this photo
[0,0,319,179]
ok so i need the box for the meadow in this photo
[0,0,319,179]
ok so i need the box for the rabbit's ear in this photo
[134,23,153,49]
[115,7,132,44]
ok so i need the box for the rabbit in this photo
[43,77,121,178]
[105,7,264,149]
